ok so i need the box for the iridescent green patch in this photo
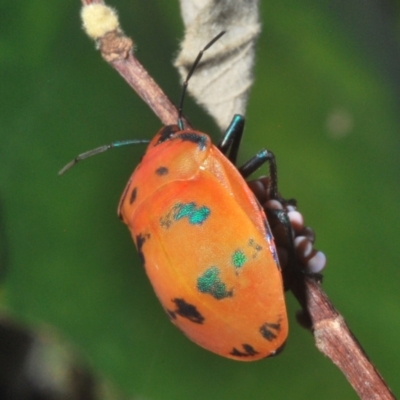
[197,267,232,300]
[174,202,210,225]
[232,250,247,269]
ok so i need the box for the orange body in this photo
[118,126,288,360]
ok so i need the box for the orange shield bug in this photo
[60,32,288,360]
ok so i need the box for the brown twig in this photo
[81,0,190,128]
[290,275,394,399]
[100,32,184,126]
[79,1,395,398]
[304,278,394,399]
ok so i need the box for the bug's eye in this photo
[157,125,180,145]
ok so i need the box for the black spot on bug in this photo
[177,132,207,150]
[156,125,180,145]
[248,238,262,252]
[129,187,137,204]
[248,238,263,260]
[260,322,281,341]
[160,207,174,229]
[135,233,150,265]
[230,344,259,357]
[155,166,168,176]
[171,298,204,324]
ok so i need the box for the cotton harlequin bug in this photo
[117,114,288,360]
[60,32,292,360]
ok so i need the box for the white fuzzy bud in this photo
[81,4,120,39]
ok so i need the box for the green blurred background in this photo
[1,0,400,398]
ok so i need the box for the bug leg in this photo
[218,114,245,164]
[239,150,278,200]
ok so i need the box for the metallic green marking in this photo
[232,250,247,269]
[174,202,210,225]
[197,267,232,300]
[174,203,195,220]
[189,206,210,224]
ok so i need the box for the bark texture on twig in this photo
[303,278,394,400]
[78,1,395,398]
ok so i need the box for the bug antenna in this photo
[58,139,150,175]
[177,31,226,130]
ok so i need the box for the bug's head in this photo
[147,125,181,149]
[148,124,210,154]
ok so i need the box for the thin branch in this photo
[78,1,395,398]
[80,0,190,127]
[292,276,394,399]
[110,49,183,126]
